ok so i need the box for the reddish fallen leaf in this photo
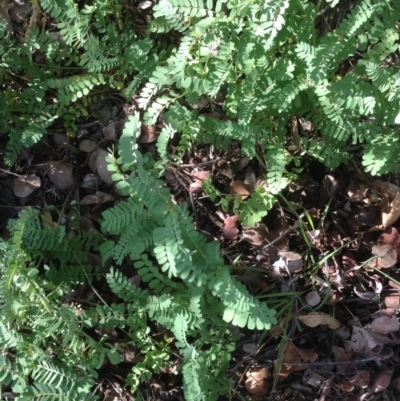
[368,369,393,393]
[222,215,239,240]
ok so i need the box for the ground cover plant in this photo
[1,0,400,400]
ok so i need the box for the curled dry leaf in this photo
[245,369,270,400]
[48,162,74,190]
[13,174,41,198]
[368,369,393,393]
[298,312,340,330]
[222,215,239,240]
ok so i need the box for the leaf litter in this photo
[1,74,400,401]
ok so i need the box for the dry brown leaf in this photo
[277,343,318,380]
[349,370,370,388]
[370,315,399,333]
[332,346,353,372]
[298,312,340,329]
[13,174,41,198]
[48,162,74,190]
[230,180,251,199]
[245,369,270,400]
[222,215,239,240]
[368,369,393,393]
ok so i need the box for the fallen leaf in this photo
[190,170,210,194]
[138,124,157,143]
[80,191,114,206]
[368,369,393,393]
[230,180,250,199]
[79,140,97,153]
[242,343,257,354]
[245,369,270,400]
[371,244,397,268]
[382,190,400,229]
[222,215,239,240]
[13,174,41,198]
[277,251,303,273]
[322,175,339,197]
[341,379,354,392]
[370,315,399,334]
[392,376,400,392]
[277,343,318,380]
[332,346,353,372]
[305,291,321,307]
[349,370,370,388]
[385,295,400,309]
[242,224,268,246]
[306,229,322,249]
[48,162,74,190]
[298,312,340,329]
